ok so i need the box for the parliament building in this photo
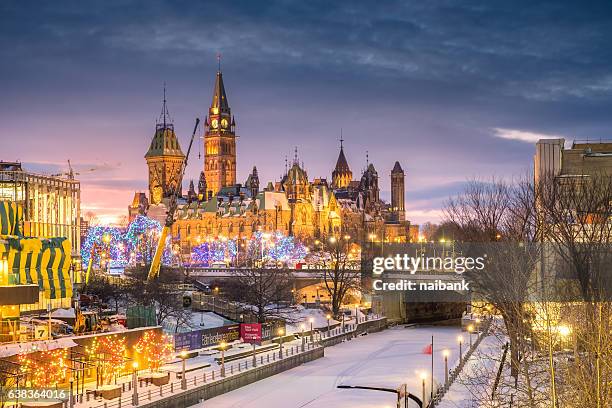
[130,68,418,255]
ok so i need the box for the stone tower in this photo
[245,166,260,197]
[197,171,207,201]
[145,88,185,205]
[203,67,236,197]
[332,137,352,188]
[391,161,405,221]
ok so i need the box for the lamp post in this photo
[219,342,226,377]
[180,350,187,390]
[467,325,474,348]
[458,336,463,362]
[309,317,314,343]
[278,328,285,359]
[300,324,305,352]
[420,372,427,407]
[131,362,139,406]
[69,377,74,408]
[326,314,331,334]
[443,349,449,387]
[200,301,204,326]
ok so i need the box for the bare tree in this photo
[536,173,612,407]
[444,177,541,379]
[225,268,295,323]
[312,233,361,318]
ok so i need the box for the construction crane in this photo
[52,159,96,179]
[147,118,201,281]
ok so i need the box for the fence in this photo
[68,341,323,408]
[426,317,493,407]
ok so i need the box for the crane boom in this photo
[147,118,200,281]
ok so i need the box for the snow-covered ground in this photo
[201,325,464,408]
[437,334,501,408]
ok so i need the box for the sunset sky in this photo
[2,1,612,225]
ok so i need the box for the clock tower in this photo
[203,67,237,196]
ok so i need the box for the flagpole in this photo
[431,335,434,402]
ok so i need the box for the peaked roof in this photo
[334,147,351,174]
[391,161,404,174]
[145,126,185,158]
[211,71,230,112]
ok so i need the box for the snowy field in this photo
[202,325,465,408]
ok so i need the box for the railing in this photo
[73,341,324,408]
[426,317,493,407]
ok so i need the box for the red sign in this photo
[240,323,262,344]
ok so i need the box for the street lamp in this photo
[131,362,139,406]
[180,351,188,390]
[326,314,331,334]
[443,349,450,386]
[329,236,337,244]
[309,317,314,342]
[69,377,74,408]
[300,324,305,352]
[200,301,204,326]
[420,372,427,407]
[219,342,227,377]
[458,335,463,361]
[278,328,285,359]
[467,325,474,348]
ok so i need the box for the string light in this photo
[86,335,128,385]
[18,349,68,387]
[133,330,174,372]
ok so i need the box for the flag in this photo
[422,344,432,354]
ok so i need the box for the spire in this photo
[334,139,350,173]
[392,161,404,174]
[211,65,230,112]
[332,134,352,188]
[157,83,172,128]
[293,146,299,165]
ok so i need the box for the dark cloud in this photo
[2,0,612,223]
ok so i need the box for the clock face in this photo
[221,118,228,129]
[211,119,219,129]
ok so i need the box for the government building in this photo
[129,67,418,256]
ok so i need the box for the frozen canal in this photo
[202,325,465,408]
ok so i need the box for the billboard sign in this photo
[240,323,262,344]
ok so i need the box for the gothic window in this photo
[228,223,233,233]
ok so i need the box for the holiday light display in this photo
[247,231,308,262]
[189,231,307,266]
[18,349,68,387]
[81,215,176,268]
[133,330,174,372]
[190,239,236,265]
[86,335,128,385]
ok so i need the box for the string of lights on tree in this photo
[86,335,128,385]
[81,215,175,268]
[133,330,174,372]
[18,349,68,387]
